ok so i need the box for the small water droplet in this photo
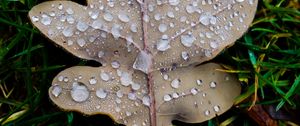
[116,90,123,98]
[66,8,74,14]
[62,27,74,37]
[104,12,114,22]
[213,105,220,112]
[169,0,180,6]
[142,95,150,106]
[172,92,179,98]
[41,14,51,25]
[158,24,167,33]
[181,51,189,61]
[89,77,97,85]
[111,61,120,69]
[120,72,132,86]
[100,72,110,81]
[31,16,39,22]
[190,88,198,95]
[128,92,136,100]
[76,21,89,32]
[76,38,86,47]
[210,81,217,88]
[204,110,210,116]
[131,83,141,91]
[196,79,203,85]
[181,34,195,47]
[51,85,62,97]
[118,13,130,22]
[171,79,180,89]
[96,88,107,99]
[163,94,172,101]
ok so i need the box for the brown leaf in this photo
[29,0,258,125]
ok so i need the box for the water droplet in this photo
[31,16,39,22]
[128,92,136,100]
[62,27,74,37]
[204,110,210,116]
[89,11,99,19]
[98,51,104,58]
[111,61,120,69]
[96,88,107,99]
[236,0,244,2]
[163,74,169,80]
[111,24,121,39]
[130,24,138,32]
[163,94,172,101]
[190,88,198,95]
[89,77,97,85]
[41,14,51,25]
[167,11,175,18]
[169,0,180,6]
[196,79,203,85]
[51,85,62,97]
[181,51,189,61]
[213,105,220,112]
[181,34,195,47]
[115,107,121,112]
[58,75,64,82]
[71,82,90,102]
[66,8,74,14]
[120,72,132,86]
[171,79,180,89]
[118,13,130,22]
[133,51,152,74]
[100,72,110,81]
[210,81,217,88]
[76,38,86,47]
[142,95,150,106]
[66,15,75,24]
[104,12,113,22]
[199,13,215,26]
[126,111,132,116]
[210,41,218,49]
[172,92,179,99]
[131,83,141,91]
[76,21,89,32]
[158,24,167,33]
[116,90,123,98]
[156,38,170,51]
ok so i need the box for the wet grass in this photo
[0,0,299,126]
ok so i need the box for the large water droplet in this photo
[158,24,168,33]
[71,82,90,102]
[131,83,141,91]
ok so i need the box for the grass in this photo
[0,0,299,126]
